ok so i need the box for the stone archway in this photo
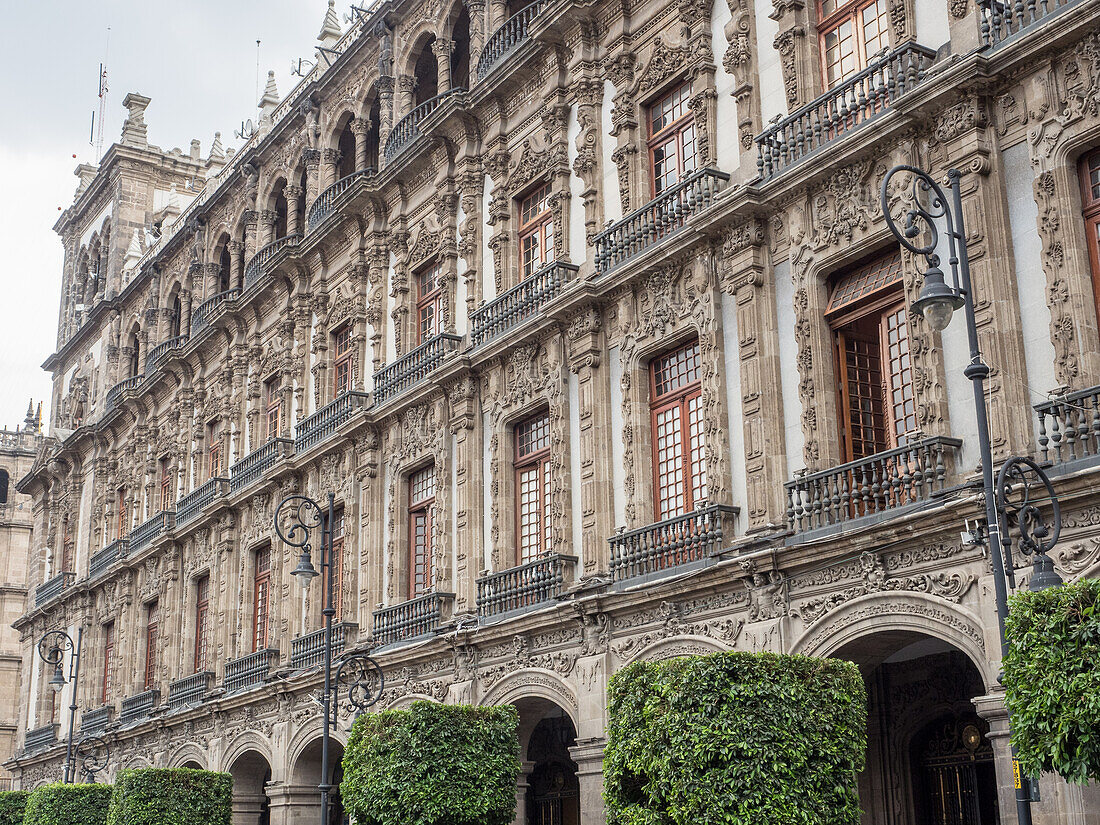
[513,697,580,825]
[228,750,272,825]
[275,737,347,825]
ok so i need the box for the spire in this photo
[317,0,342,51]
[259,70,280,110]
[35,403,42,433]
[162,184,182,226]
[24,399,34,429]
[123,228,143,272]
[209,131,225,162]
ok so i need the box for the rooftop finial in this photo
[24,399,34,428]
[318,0,342,46]
[120,92,151,148]
[123,228,143,272]
[259,70,280,110]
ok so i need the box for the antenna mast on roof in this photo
[93,27,111,161]
[255,40,262,106]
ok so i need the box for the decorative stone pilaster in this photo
[302,148,322,206]
[283,186,303,236]
[350,117,370,171]
[433,38,454,92]
[320,148,342,192]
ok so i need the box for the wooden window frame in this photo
[194,575,210,673]
[264,375,283,442]
[143,601,158,690]
[323,509,345,621]
[206,421,223,481]
[415,261,444,345]
[518,183,555,280]
[649,340,706,520]
[101,621,115,704]
[647,81,697,198]
[408,466,435,599]
[159,455,173,513]
[252,546,271,652]
[333,325,354,399]
[514,412,552,565]
[116,486,128,540]
[817,0,892,88]
[1079,148,1100,326]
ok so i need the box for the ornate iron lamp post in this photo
[275,494,384,825]
[75,735,110,783]
[37,628,83,784]
[882,165,1064,824]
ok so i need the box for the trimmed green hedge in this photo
[24,783,112,825]
[1004,578,1100,783]
[107,768,232,825]
[0,790,28,825]
[605,651,867,825]
[341,701,520,825]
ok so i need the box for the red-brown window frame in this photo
[159,455,173,513]
[101,621,115,704]
[408,466,435,599]
[817,0,891,88]
[143,601,158,690]
[264,375,283,442]
[323,509,345,621]
[415,261,444,345]
[116,486,128,540]
[207,421,222,481]
[194,575,210,673]
[253,546,271,652]
[649,340,706,520]
[518,182,555,280]
[514,412,552,564]
[647,81,697,198]
[333,325,354,398]
[1079,148,1100,325]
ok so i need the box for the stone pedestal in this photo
[569,738,606,825]
[231,791,265,825]
[512,760,535,825]
[267,782,320,825]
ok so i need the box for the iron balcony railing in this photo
[23,724,58,753]
[224,649,279,694]
[89,538,129,580]
[594,168,729,273]
[785,435,962,533]
[244,234,301,290]
[167,671,215,709]
[609,504,739,581]
[175,477,228,527]
[295,392,371,453]
[35,571,75,608]
[128,510,174,555]
[190,288,240,338]
[306,170,374,231]
[471,261,577,347]
[229,438,293,494]
[373,592,453,646]
[756,43,937,181]
[980,0,1085,46]
[104,374,145,414]
[145,335,188,374]
[119,689,159,726]
[373,333,463,407]
[1036,385,1100,465]
[476,554,577,618]
[383,89,464,161]
[290,622,358,670]
[476,0,547,80]
[79,705,113,736]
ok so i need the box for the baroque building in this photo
[9,0,1100,822]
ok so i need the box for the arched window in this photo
[413,40,439,105]
[0,469,8,505]
[273,179,289,239]
[169,294,182,339]
[128,331,141,378]
[218,243,232,293]
[337,123,356,179]
[451,7,470,88]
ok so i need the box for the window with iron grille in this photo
[143,602,158,690]
[194,575,210,673]
[322,509,345,621]
[515,412,552,564]
[650,340,706,520]
[408,466,435,598]
[518,183,555,279]
[648,82,697,197]
[264,375,283,441]
[253,546,271,651]
[101,622,115,704]
[333,325,354,397]
[826,250,914,460]
[818,0,891,87]
[416,262,444,344]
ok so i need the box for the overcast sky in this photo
[0,1,344,431]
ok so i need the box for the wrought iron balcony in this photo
[145,335,188,374]
[23,724,57,753]
[35,571,75,608]
[306,170,374,232]
[609,504,739,581]
[119,689,159,726]
[594,168,729,274]
[79,705,113,735]
[295,392,371,453]
[476,0,547,80]
[290,622,358,670]
[476,554,577,618]
[1036,385,1100,466]
[383,89,464,162]
[224,648,279,694]
[190,288,240,338]
[785,435,962,533]
[229,438,293,494]
[167,671,215,710]
[373,592,453,646]
[175,477,228,527]
[756,43,937,181]
[104,374,145,415]
[89,538,129,580]
[373,333,463,407]
[980,0,1084,47]
[128,510,174,555]
[471,261,577,347]
[243,234,301,290]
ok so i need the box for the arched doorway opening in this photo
[291,737,346,825]
[833,631,999,825]
[228,750,272,825]
[180,760,203,770]
[514,698,580,825]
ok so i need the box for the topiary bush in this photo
[1004,577,1100,783]
[107,767,232,825]
[341,701,520,825]
[0,790,28,825]
[605,650,867,825]
[24,783,112,825]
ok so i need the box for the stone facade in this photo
[10,0,1100,822]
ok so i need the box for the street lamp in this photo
[36,628,83,784]
[882,165,1064,825]
[275,494,383,825]
[75,735,110,783]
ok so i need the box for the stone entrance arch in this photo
[227,749,272,825]
[273,736,347,825]
[512,696,581,825]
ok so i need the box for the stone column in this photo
[467,0,486,87]
[266,783,318,825]
[321,148,342,191]
[284,185,303,236]
[302,149,322,206]
[351,118,370,171]
[397,75,417,119]
[258,210,277,248]
[231,793,265,825]
[433,38,453,92]
[489,0,507,31]
[972,693,1020,825]
[377,76,395,162]
[228,242,244,292]
[447,377,479,614]
[511,761,535,825]
[569,739,606,825]
[243,210,260,261]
